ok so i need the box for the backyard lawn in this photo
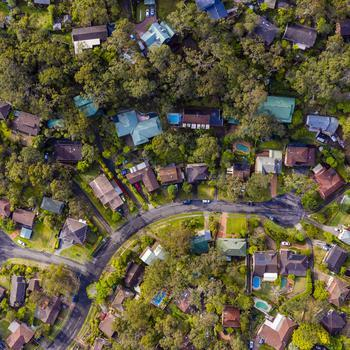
[226,215,247,236]
[197,183,216,200]
[290,277,306,297]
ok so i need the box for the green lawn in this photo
[0,319,10,339]
[290,277,306,297]
[197,183,215,200]
[257,140,285,151]
[147,212,204,236]
[157,0,180,19]
[18,3,53,30]
[60,245,92,264]
[226,215,247,236]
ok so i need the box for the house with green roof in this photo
[140,22,175,49]
[216,238,247,258]
[115,110,162,146]
[73,95,99,117]
[20,227,32,240]
[191,235,209,255]
[257,96,296,123]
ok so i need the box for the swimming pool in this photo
[254,298,272,314]
[236,143,249,153]
[252,276,261,290]
[152,290,167,307]
[281,277,287,288]
[167,113,182,125]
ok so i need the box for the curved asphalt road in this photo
[0,193,304,349]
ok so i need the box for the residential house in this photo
[27,278,40,293]
[73,95,99,118]
[40,197,64,215]
[253,251,279,282]
[222,306,240,328]
[0,199,11,218]
[60,218,88,245]
[10,275,26,307]
[176,290,193,314]
[336,19,350,40]
[115,110,162,146]
[12,209,35,229]
[170,108,223,129]
[0,102,11,119]
[12,111,40,136]
[227,161,251,181]
[313,164,345,199]
[158,165,183,185]
[255,150,283,174]
[306,115,339,137]
[258,96,296,123]
[283,24,317,50]
[99,313,116,338]
[263,0,276,8]
[254,17,278,45]
[324,245,348,273]
[327,277,350,307]
[338,227,350,245]
[90,174,123,211]
[127,162,160,192]
[54,141,82,163]
[34,0,50,4]
[140,243,166,265]
[124,262,144,289]
[35,296,62,325]
[280,250,309,277]
[216,238,247,258]
[321,310,347,336]
[191,230,211,255]
[195,0,228,20]
[72,25,108,54]
[256,313,297,350]
[110,286,135,313]
[6,321,34,350]
[0,286,6,302]
[284,145,316,167]
[140,21,175,49]
[186,164,209,184]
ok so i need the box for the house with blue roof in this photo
[257,96,296,123]
[195,0,228,20]
[140,21,175,49]
[73,95,99,118]
[115,110,162,146]
[20,227,32,240]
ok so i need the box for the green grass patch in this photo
[157,0,180,19]
[18,3,53,30]
[257,140,285,151]
[226,215,247,236]
[197,183,215,200]
[0,319,10,339]
[136,2,147,23]
[30,220,58,252]
[290,277,306,297]
[60,244,92,264]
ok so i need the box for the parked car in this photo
[249,341,254,349]
[134,183,141,192]
[202,199,211,204]
[183,200,192,205]
[281,241,291,246]
[72,294,79,303]
[334,227,341,232]
[268,215,274,221]
[121,169,129,176]
[145,8,150,17]
[322,244,331,251]
[150,7,155,16]
[17,240,26,247]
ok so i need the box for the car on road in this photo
[183,200,192,205]
[281,241,291,246]
[334,227,341,232]
[249,341,254,349]
[268,215,274,221]
[150,7,155,16]
[145,8,150,17]
[202,199,211,204]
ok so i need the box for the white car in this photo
[202,200,211,204]
[17,240,26,247]
[145,9,150,17]
[281,241,291,246]
[150,7,155,16]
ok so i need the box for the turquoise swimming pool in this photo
[254,298,272,314]
[236,143,249,153]
[281,277,287,288]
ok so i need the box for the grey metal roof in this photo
[306,115,339,136]
[41,197,64,214]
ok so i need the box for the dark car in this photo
[183,200,192,205]
[72,294,79,303]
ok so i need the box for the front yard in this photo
[197,183,216,200]
[225,215,247,236]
